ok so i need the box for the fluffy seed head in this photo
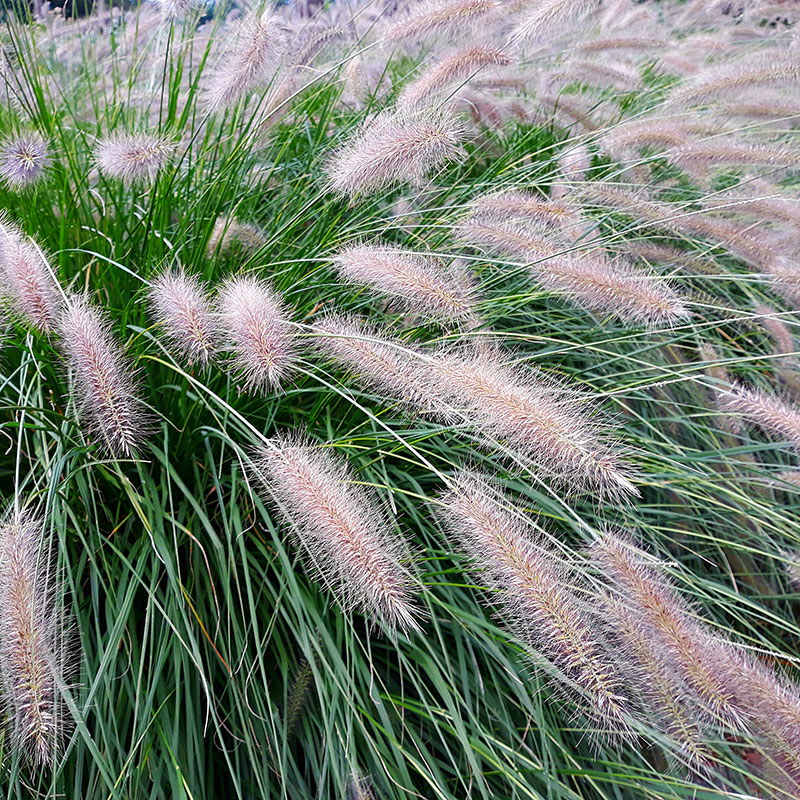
[206,217,268,259]
[0,215,61,332]
[755,304,795,356]
[384,0,500,44]
[311,315,431,407]
[204,9,285,111]
[469,190,581,229]
[721,386,800,450]
[603,594,709,766]
[534,252,690,328]
[430,354,635,498]
[591,533,743,727]
[670,53,800,105]
[398,45,512,109]
[0,510,68,766]
[58,295,148,456]
[326,110,464,198]
[255,434,421,632]
[512,0,599,43]
[95,133,176,184]
[0,134,50,189]
[437,474,632,732]
[149,270,218,367]
[217,275,297,393]
[333,244,477,323]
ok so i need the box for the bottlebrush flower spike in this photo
[0,215,61,332]
[217,275,297,393]
[670,53,800,105]
[311,315,431,408]
[590,532,743,727]
[325,109,464,198]
[384,0,500,44]
[756,304,795,356]
[534,251,690,328]
[512,0,599,43]
[58,295,148,456]
[255,434,421,632]
[149,269,217,367]
[333,244,477,323]
[430,353,635,499]
[0,510,69,766]
[206,216,268,259]
[95,133,176,184]
[603,595,709,766]
[437,473,632,732]
[0,133,50,189]
[204,8,285,111]
[468,190,581,230]
[722,386,800,450]
[668,141,799,177]
[397,45,512,109]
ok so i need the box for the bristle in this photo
[0,215,61,332]
[513,0,599,43]
[398,45,512,109]
[721,386,800,450]
[217,275,297,394]
[203,9,285,111]
[149,269,218,367]
[95,133,175,184]
[0,510,68,767]
[437,473,632,733]
[332,243,477,323]
[325,110,464,198]
[58,295,148,456]
[469,190,581,229]
[430,354,635,498]
[534,252,690,328]
[591,533,744,727]
[0,133,50,189]
[755,304,795,356]
[255,434,421,632]
[206,217,268,259]
[311,315,431,407]
[384,0,500,44]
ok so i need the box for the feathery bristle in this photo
[384,0,500,44]
[333,244,477,323]
[0,215,61,332]
[671,53,800,105]
[149,270,218,367]
[203,9,285,111]
[591,533,743,727]
[58,295,148,456]
[217,276,297,394]
[206,217,268,259]
[669,140,799,176]
[0,510,67,767]
[755,304,795,356]
[255,434,421,632]
[0,133,50,189]
[437,474,632,732]
[513,0,599,43]
[398,45,512,108]
[95,133,176,184]
[469,190,581,229]
[534,252,690,328]
[325,110,464,198]
[604,595,709,765]
[311,315,430,407]
[721,386,800,450]
[430,354,635,498]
